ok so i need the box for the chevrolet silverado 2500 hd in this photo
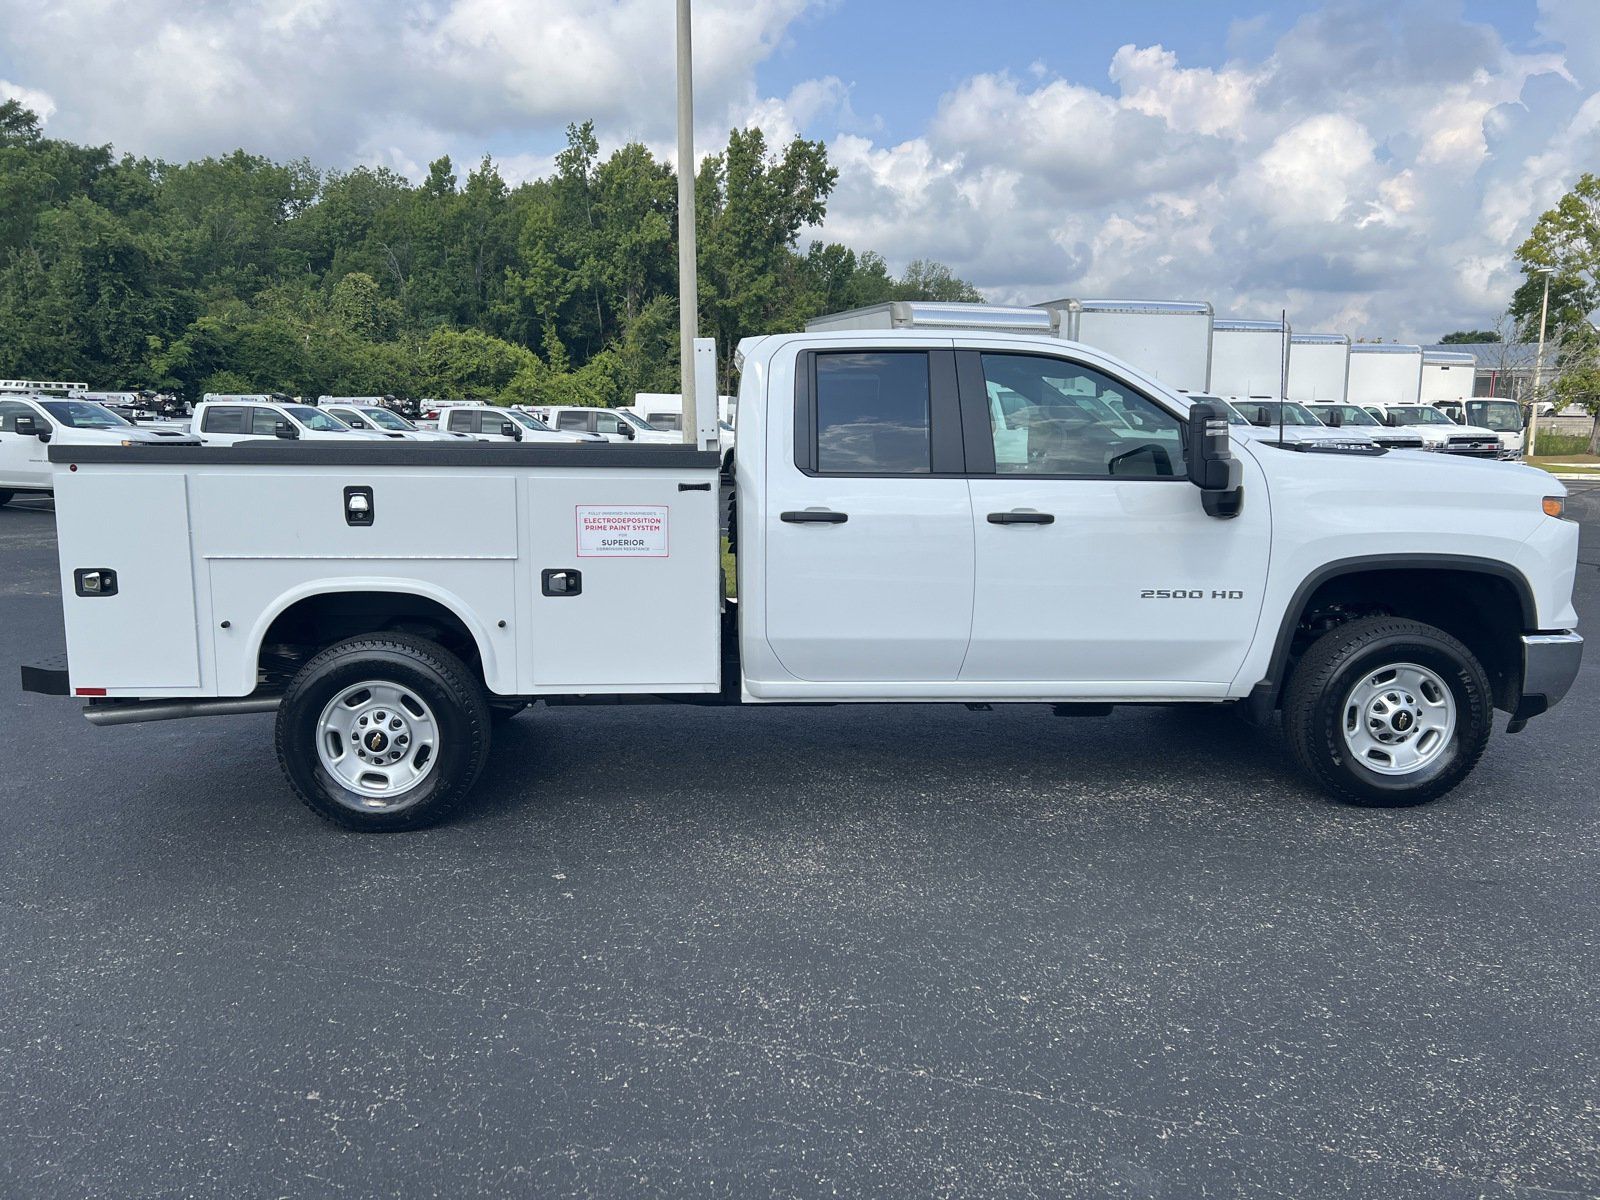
[19,329,1582,830]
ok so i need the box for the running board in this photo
[83,695,282,726]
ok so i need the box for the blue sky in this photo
[1,0,1595,341]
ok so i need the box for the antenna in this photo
[1277,309,1290,444]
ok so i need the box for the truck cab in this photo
[0,390,199,502]
[1305,402,1426,451]
[321,403,471,442]
[532,405,679,444]
[194,398,393,446]
[1434,399,1526,459]
[1220,398,1379,451]
[442,406,601,444]
[1364,402,1503,458]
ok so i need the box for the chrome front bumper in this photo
[1512,632,1584,723]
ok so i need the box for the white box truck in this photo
[1035,299,1213,395]
[1348,344,1424,406]
[1286,333,1351,405]
[1209,319,1287,399]
[1420,350,1477,407]
[20,322,1581,830]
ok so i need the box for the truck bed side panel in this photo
[56,470,202,692]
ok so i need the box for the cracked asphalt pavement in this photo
[2,487,1598,1197]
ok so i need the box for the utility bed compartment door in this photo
[525,471,720,691]
[55,470,202,691]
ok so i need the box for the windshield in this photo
[618,410,660,430]
[509,411,553,431]
[1464,401,1524,432]
[358,407,414,430]
[1234,400,1320,427]
[1386,406,1454,426]
[40,401,133,429]
[284,405,350,432]
[1308,404,1381,427]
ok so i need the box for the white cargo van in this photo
[25,314,1581,830]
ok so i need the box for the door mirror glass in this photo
[499,421,519,439]
[15,415,37,437]
[1184,400,1243,519]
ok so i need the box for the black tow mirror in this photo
[618,422,636,440]
[1184,400,1243,519]
[274,419,299,440]
[499,421,521,441]
[15,415,45,440]
[1249,408,1272,427]
[1325,408,1343,427]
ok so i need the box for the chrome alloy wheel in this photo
[1340,662,1456,776]
[316,681,440,809]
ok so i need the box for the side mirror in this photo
[499,421,521,441]
[15,415,39,438]
[1249,409,1272,428]
[1325,408,1343,427]
[1184,400,1243,520]
[618,422,636,440]
[274,419,299,440]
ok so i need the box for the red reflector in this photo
[76,687,106,696]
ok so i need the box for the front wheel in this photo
[275,634,491,830]
[1283,616,1492,807]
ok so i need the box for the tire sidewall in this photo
[280,645,485,830]
[1312,633,1490,801]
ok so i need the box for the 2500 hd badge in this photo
[1141,589,1246,599]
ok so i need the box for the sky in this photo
[1,0,1596,343]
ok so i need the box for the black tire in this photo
[1283,616,1492,807]
[275,634,491,831]
[0,491,13,508]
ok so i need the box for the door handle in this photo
[987,511,1054,525]
[781,510,848,524]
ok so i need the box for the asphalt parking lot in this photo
[2,489,1598,1198]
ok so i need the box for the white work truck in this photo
[0,388,200,503]
[21,323,1583,831]
[442,405,601,444]
[194,398,395,446]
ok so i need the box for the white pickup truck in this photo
[20,328,1582,830]
[1,393,200,503]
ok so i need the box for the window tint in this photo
[447,411,473,433]
[203,406,246,434]
[814,351,931,474]
[556,412,590,431]
[980,354,1184,478]
[250,408,282,435]
[0,400,34,432]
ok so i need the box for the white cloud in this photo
[0,78,55,122]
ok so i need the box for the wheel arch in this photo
[246,579,506,694]
[1250,554,1536,717]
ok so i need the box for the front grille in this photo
[1446,436,1501,457]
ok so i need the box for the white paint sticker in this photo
[576,505,669,557]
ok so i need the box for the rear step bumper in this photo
[20,656,70,696]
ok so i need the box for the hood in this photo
[60,426,201,447]
[1233,423,1376,450]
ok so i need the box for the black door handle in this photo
[781,510,848,524]
[987,511,1054,525]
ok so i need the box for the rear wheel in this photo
[275,634,491,830]
[1283,616,1492,807]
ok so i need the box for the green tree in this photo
[1440,329,1500,344]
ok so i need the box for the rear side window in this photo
[813,352,931,474]
[202,406,246,434]
[447,411,474,433]
[556,412,590,432]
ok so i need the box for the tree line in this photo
[0,101,979,405]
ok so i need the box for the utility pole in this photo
[675,0,699,445]
[1528,266,1553,458]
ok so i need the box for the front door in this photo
[0,401,51,488]
[957,349,1270,691]
[763,345,975,683]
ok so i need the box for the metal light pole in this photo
[1528,266,1553,458]
[675,0,699,445]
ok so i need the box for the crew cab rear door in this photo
[956,347,1270,692]
[763,343,975,682]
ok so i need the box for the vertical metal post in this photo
[1528,270,1551,459]
[675,0,699,446]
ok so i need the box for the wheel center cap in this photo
[365,729,389,753]
[1392,711,1414,733]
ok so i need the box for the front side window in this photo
[285,405,347,432]
[594,412,625,435]
[510,411,551,431]
[361,407,412,431]
[202,406,247,434]
[250,408,282,435]
[40,401,130,430]
[980,353,1183,477]
[814,351,931,474]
